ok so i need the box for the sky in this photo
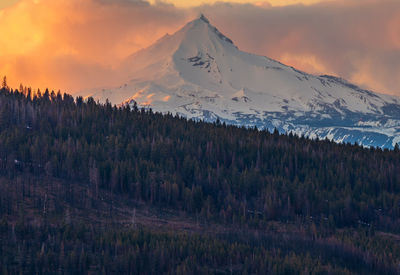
[0,0,399,97]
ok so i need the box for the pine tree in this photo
[1,76,7,90]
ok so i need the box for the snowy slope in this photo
[85,15,400,149]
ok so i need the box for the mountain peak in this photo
[91,16,400,149]
[191,15,235,46]
[199,14,210,24]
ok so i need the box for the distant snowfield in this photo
[83,15,400,149]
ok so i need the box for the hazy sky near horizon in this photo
[0,0,399,96]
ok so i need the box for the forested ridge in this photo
[1,82,400,274]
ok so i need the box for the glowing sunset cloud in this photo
[0,0,399,96]
[0,0,19,9]
[0,0,187,92]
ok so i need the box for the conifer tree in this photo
[1,76,7,90]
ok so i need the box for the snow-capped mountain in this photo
[85,15,400,149]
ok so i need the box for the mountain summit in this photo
[86,16,400,148]
[199,14,209,23]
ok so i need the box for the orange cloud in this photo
[0,0,188,92]
[0,0,19,9]
[280,53,332,75]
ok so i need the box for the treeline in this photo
[0,85,399,232]
[1,221,396,275]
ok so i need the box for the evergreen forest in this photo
[1,82,400,274]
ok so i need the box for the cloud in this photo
[0,0,399,97]
[0,0,190,92]
[0,0,19,9]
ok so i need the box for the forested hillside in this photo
[1,84,400,274]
